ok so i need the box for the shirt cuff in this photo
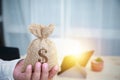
[1,59,20,80]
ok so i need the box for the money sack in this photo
[22,24,58,72]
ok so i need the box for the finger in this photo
[32,62,41,80]
[25,65,32,80]
[41,63,48,80]
[48,65,59,79]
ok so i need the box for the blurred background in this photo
[0,0,120,58]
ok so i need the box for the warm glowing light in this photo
[52,38,94,65]
[52,38,81,64]
[52,38,81,55]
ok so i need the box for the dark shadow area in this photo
[0,0,4,46]
[0,47,20,60]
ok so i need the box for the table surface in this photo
[54,56,120,80]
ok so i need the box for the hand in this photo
[13,60,59,80]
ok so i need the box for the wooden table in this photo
[54,56,120,80]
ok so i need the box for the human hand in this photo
[13,60,59,80]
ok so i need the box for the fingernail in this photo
[43,63,48,70]
[36,62,41,68]
[54,65,59,71]
[27,65,32,69]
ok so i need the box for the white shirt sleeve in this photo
[0,59,20,80]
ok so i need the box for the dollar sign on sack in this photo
[38,48,48,63]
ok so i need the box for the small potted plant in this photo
[91,57,104,72]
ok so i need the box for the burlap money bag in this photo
[21,24,58,72]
